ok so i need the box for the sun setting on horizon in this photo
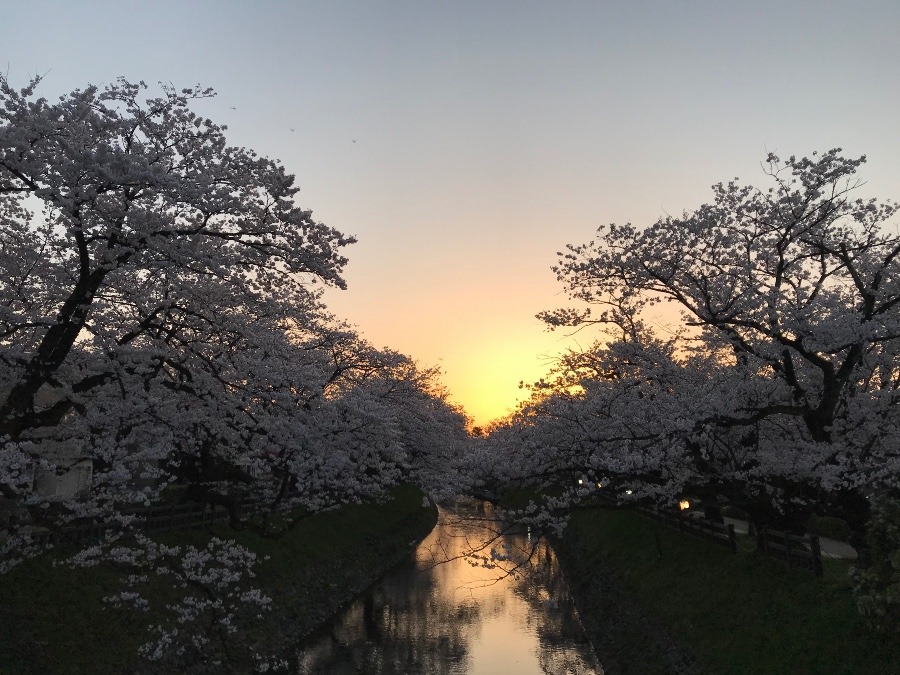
[5,2,899,429]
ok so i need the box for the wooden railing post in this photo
[809,535,823,577]
[858,548,870,571]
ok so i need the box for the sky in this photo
[4,1,900,425]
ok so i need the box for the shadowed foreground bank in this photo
[555,507,900,675]
[0,486,437,674]
[555,522,700,674]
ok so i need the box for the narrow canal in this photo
[296,500,603,674]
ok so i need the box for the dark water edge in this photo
[553,529,702,675]
[282,505,441,646]
[200,501,441,674]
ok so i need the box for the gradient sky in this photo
[4,1,900,424]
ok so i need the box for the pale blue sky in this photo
[5,1,900,422]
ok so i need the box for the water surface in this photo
[297,501,602,674]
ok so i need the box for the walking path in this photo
[722,517,858,559]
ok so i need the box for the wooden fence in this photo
[641,507,825,576]
[127,502,232,534]
[757,528,823,576]
[17,499,260,550]
[641,506,737,552]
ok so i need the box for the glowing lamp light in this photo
[596,482,603,489]
[578,479,584,485]
[679,500,690,511]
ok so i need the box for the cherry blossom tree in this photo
[0,73,359,529]
[0,76,352,438]
[502,150,900,543]
[474,334,711,531]
[0,75,470,665]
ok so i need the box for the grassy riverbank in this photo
[557,507,900,675]
[0,485,437,674]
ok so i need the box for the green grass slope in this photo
[0,485,437,674]
[558,507,900,675]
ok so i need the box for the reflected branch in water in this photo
[296,498,603,674]
[417,501,549,588]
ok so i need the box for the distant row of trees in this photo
[0,76,470,666]
[479,150,899,557]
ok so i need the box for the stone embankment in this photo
[231,499,439,673]
[288,506,438,641]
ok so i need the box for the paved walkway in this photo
[722,517,858,559]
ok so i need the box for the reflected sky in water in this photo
[297,501,602,674]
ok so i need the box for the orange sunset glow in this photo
[9,2,900,427]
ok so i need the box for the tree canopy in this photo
[0,76,471,665]
[487,150,899,543]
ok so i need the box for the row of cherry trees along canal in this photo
[476,149,900,629]
[3,72,898,666]
[0,77,472,666]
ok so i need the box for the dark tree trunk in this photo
[0,268,107,440]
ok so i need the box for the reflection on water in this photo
[296,500,602,674]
